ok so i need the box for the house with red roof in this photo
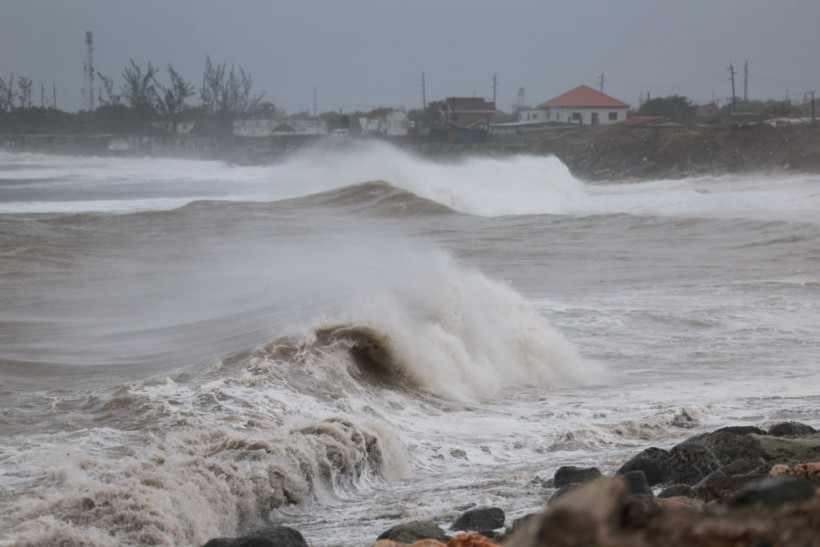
[520,85,630,126]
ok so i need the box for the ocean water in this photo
[1,141,818,545]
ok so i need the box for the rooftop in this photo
[538,85,630,109]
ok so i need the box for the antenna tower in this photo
[83,31,95,111]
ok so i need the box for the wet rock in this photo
[201,526,308,547]
[622,470,652,495]
[655,496,706,511]
[553,465,602,488]
[449,507,504,532]
[768,421,817,437]
[712,425,767,436]
[505,478,628,547]
[665,442,722,485]
[657,484,696,499]
[697,431,765,466]
[723,456,766,475]
[754,433,820,463]
[693,469,726,488]
[730,476,815,507]
[548,482,582,504]
[621,494,659,528]
[616,447,669,486]
[694,473,769,503]
[377,521,449,544]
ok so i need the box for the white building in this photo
[520,85,630,126]
[233,119,328,137]
[359,108,409,136]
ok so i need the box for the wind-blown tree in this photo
[0,75,18,112]
[157,64,194,117]
[120,59,159,116]
[97,71,121,106]
[17,77,33,109]
[199,55,265,116]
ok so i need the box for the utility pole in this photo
[517,87,525,112]
[83,31,95,111]
[421,72,426,109]
[52,84,57,110]
[313,86,317,117]
[41,83,45,108]
[743,61,749,102]
[810,91,816,124]
[599,72,605,93]
[728,63,736,113]
[492,73,497,105]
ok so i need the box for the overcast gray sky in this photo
[2,0,819,113]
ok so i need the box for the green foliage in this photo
[638,95,696,124]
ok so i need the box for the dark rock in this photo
[693,469,726,489]
[768,421,817,437]
[694,473,769,504]
[712,425,766,436]
[621,494,659,528]
[201,527,308,547]
[616,447,669,486]
[548,482,582,504]
[553,465,602,488]
[450,506,505,532]
[376,520,449,544]
[665,442,722,485]
[724,456,766,475]
[697,431,765,466]
[730,476,815,507]
[622,470,652,495]
[657,484,696,499]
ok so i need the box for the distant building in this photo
[440,97,497,129]
[233,119,328,137]
[359,108,409,136]
[520,85,629,126]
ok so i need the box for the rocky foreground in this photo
[202,421,820,546]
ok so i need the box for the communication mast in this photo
[83,31,95,111]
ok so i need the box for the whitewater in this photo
[1,142,818,545]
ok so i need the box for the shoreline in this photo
[4,124,820,183]
[203,421,820,546]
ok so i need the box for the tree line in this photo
[0,56,270,118]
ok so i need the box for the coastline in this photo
[4,124,820,183]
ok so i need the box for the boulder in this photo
[730,476,815,507]
[712,425,767,436]
[201,526,308,547]
[548,482,582,504]
[616,447,669,486]
[770,461,820,481]
[377,521,449,544]
[449,507,505,532]
[753,433,820,463]
[665,442,722,485]
[697,431,765,466]
[723,456,766,475]
[694,473,769,503]
[553,465,602,488]
[768,421,817,437]
[622,470,652,495]
[657,484,696,499]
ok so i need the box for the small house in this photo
[521,85,629,126]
